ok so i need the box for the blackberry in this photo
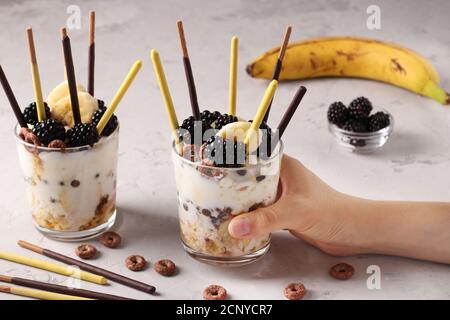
[181,115,195,129]
[91,106,119,136]
[340,119,369,133]
[214,114,238,130]
[348,97,372,119]
[203,136,246,168]
[200,110,222,127]
[23,102,51,125]
[180,116,214,145]
[32,119,66,146]
[97,99,105,108]
[369,112,390,132]
[66,123,99,147]
[327,102,349,125]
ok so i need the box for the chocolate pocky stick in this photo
[88,11,95,96]
[262,26,292,123]
[61,28,81,125]
[0,66,27,128]
[177,21,201,120]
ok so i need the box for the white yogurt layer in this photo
[16,129,119,231]
[173,149,281,257]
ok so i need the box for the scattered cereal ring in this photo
[284,282,306,300]
[203,285,227,300]
[99,231,121,248]
[330,263,354,280]
[154,259,176,276]
[125,255,147,271]
[75,244,97,259]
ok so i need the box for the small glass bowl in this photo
[328,109,394,153]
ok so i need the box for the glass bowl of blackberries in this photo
[327,97,394,153]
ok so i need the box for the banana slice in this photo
[47,81,87,107]
[51,91,98,126]
[216,121,251,140]
[216,121,261,153]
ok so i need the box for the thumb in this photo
[228,203,289,239]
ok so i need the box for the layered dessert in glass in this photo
[2,23,141,241]
[159,76,282,264]
[173,128,282,264]
[15,82,120,240]
[152,23,301,266]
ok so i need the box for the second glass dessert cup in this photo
[172,142,283,266]
[15,125,119,241]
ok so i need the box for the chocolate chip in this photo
[237,169,247,176]
[183,203,189,211]
[50,198,56,203]
[202,209,212,217]
[71,180,80,188]
[95,173,100,179]
[256,175,266,182]
[59,181,65,186]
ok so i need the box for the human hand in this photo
[228,154,366,256]
[228,155,450,263]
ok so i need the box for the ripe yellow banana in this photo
[247,37,449,105]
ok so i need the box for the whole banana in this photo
[247,37,449,105]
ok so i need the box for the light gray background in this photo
[0,0,449,300]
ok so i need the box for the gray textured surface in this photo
[0,0,449,300]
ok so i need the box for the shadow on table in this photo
[364,128,431,159]
[112,205,446,300]
[113,206,340,281]
[206,232,337,281]
[114,204,180,250]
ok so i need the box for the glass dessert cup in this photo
[328,108,394,153]
[172,141,283,266]
[15,124,119,241]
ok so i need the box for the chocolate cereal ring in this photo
[125,255,147,271]
[154,259,176,276]
[99,231,122,248]
[48,139,66,149]
[284,282,307,300]
[203,285,227,300]
[330,263,354,280]
[75,244,97,260]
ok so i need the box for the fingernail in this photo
[230,217,251,237]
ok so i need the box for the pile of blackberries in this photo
[327,97,390,133]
